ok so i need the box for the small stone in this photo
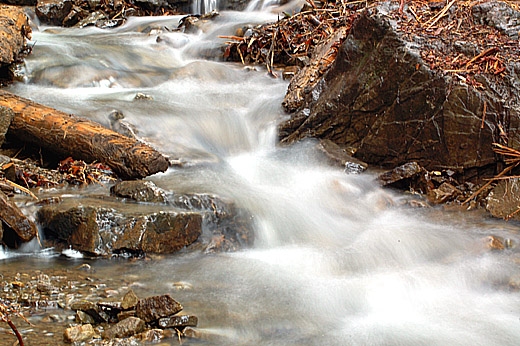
[485,235,505,251]
[136,329,171,342]
[110,180,167,203]
[102,316,145,339]
[427,182,461,204]
[63,324,96,343]
[158,314,198,329]
[118,310,136,322]
[134,92,153,100]
[135,295,183,323]
[76,310,96,324]
[122,289,139,310]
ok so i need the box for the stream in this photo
[2,3,520,345]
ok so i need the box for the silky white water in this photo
[4,6,520,346]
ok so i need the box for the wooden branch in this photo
[0,90,169,180]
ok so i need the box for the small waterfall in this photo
[192,0,219,14]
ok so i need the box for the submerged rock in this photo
[63,323,96,343]
[486,178,520,220]
[315,139,367,174]
[111,180,167,203]
[102,316,146,339]
[158,314,198,328]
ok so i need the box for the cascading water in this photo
[192,0,219,14]
[3,4,520,346]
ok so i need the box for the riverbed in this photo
[2,5,520,346]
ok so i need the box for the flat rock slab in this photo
[37,201,202,256]
[136,295,183,323]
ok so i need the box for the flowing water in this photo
[2,5,520,346]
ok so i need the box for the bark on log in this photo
[0,90,170,179]
[0,189,37,243]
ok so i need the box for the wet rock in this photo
[378,162,424,187]
[76,10,107,28]
[484,235,505,251]
[36,273,59,294]
[71,300,109,323]
[278,5,520,177]
[110,180,167,203]
[102,316,146,339]
[158,314,198,328]
[315,139,367,174]
[0,190,38,246]
[121,290,139,310]
[36,0,74,26]
[0,106,13,146]
[76,310,96,324]
[136,328,172,342]
[98,301,123,322]
[486,178,520,220]
[135,294,182,323]
[37,204,202,256]
[118,310,136,322]
[168,193,255,252]
[108,110,139,139]
[63,323,96,343]
[427,182,462,204]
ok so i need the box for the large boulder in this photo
[36,182,255,256]
[37,203,202,256]
[279,2,520,180]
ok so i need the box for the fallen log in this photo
[0,190,37,244]
[0,90,169,179]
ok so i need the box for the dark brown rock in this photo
[315,139,367,173]
[110,180,167,203]
[378,162,424,186]
[102,316,145,339]
[136,328,173,342]
[117,310,136,322]
[70,300,108,323]
[158,314,198,328]
[168,193,255,252]
[37,204,202,256]
[427,182,461,204]
[135,294,182,323]
[36,0,73,26]
[279,5,520,176]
